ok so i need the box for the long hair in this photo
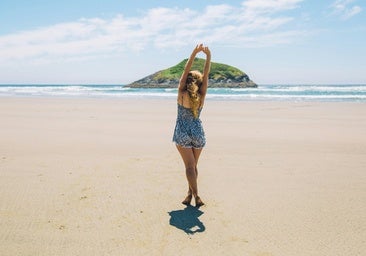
[186,70,203,118]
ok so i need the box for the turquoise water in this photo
[0,84,366,101]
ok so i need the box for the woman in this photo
[172,44,211,207]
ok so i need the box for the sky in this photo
[0,0,365,85]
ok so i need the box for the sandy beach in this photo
[0,98,365,256]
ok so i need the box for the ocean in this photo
[0,84,366,102]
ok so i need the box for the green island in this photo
[127,58,257,88]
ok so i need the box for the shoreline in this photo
[1,95,366,103]
[1,84,366,102]
[1,98,365,255]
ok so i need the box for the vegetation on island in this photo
[128,58,257,88]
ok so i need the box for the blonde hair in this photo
[186,70,203,118]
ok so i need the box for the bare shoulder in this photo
[179,90,192,107]
[177,88,187,98]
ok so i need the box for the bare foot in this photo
[182,195,192,205]
[195,196,204,207]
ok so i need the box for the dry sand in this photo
[0,98,365,256]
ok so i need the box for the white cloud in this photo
[331,0,362,20]
[343,5,362,19]
[0,1,306,65]
[242,0,303,14]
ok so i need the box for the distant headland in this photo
[126,58,257,88]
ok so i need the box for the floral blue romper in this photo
[173,104,206,148]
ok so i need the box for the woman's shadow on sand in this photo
[168,205,205,234]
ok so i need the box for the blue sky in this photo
[0,0,365,84]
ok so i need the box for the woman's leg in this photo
[192,148,204,206]
[193,147,203,177]
[176,145,204,206]
[185,147,202,195]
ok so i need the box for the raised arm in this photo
[199,46,211,97]
[178,44,203,91]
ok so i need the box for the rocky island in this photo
[127,58,257,88]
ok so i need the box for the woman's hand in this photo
[192,44,210,57]
[192,44,202,55]
[194,43,210,55]
[202,46,211,57]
